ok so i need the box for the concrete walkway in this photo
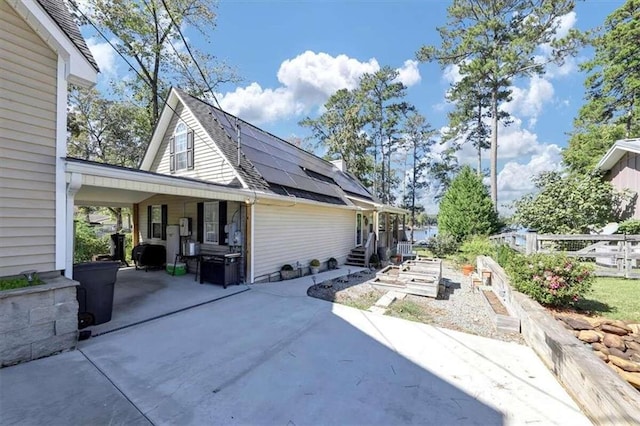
[0,268,591,425]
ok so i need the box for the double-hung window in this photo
[151,205,163,239]
[170,122,193,172]
[174,123,188,171]
[203,201,219,244]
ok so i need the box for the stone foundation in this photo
[1,274,79,367]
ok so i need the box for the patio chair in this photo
[397,241,416,262]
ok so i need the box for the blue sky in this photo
[82,0,626,212]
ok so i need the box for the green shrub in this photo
[505,252,593,307]
[281,264,294,271]
[369,253,380,268]
[617,219,640,235]
[461,236,494,258]
[427,234,459,258]
[437,166,500,241]
[74,221,109,263]
[310,259,320,267]
[0,274,43,291]
[494,244,519,268]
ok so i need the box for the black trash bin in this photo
[73,261,119,326]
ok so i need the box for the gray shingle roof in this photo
[37,0,99,71]
[175,89,270,192]
[174,88,375,205]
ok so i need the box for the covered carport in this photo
[64,158,256,332]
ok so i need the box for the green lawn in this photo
[576,277,640,323]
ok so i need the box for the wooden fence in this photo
[489,232,640,278]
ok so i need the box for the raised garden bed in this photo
[479,289,520,333]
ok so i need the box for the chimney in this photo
[330,159,346,172]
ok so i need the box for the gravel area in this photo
[308,263,525,344]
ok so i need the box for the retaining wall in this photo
[1,274,79,367]
[477,255,640,425]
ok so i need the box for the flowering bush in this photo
[506,252,593,307]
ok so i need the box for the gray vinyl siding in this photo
[607,152,640,219]
[252,204,355,281]
[0,0,58,277]
[150,103,238,185]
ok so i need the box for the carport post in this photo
[65,173,82,278]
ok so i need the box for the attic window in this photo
[170,122,194,172]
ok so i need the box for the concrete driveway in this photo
[0,270,591,425]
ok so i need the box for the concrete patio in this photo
[0,268,591,425]
[87,267,249,336]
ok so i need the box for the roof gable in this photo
[37,0,98,71]
[142,87,377,207]
[596,139,640,171]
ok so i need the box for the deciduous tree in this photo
[510,171,629,234]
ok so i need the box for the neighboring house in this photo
[68,87,406,283]
[596,138,640,219]
[0,0,98,279]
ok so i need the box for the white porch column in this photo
[65,173,82,278]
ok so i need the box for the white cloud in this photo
[395,60,421,86]
[218,51,419,124]
[215,83,304,124]
[502,76,554,127]
[443,64,462,84]
[497,144,563,207]
[86,38,117,75]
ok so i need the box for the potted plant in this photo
[310,259,321,275]
[280,264,297,280]
[327,257,338,270]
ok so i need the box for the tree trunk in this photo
[411,142,417,243]
[477,99,482,176]
[490,88,498,211]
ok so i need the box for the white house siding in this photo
[0,1,58,277]
[607,152,640,219]
[252,203,355,281]
[137,195,241,246]
[150,103,238,185]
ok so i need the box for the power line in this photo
[67,0,229,167]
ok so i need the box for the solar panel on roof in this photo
[207,105,375,202]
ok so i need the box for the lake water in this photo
[406,226,438,243]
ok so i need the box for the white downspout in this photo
[250,202,255,283]
[55,56,68,272]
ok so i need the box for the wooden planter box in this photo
[479,288,520,333]
[1,274,79,367]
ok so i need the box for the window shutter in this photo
[169,137,175,173]
[147,205,152,239]
[187,130,194,170]
[161,204,168,240]
[219,201,227,245]
[197,202,204,243]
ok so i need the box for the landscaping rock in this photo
[611,320,633,332]
[601,323,630,336]
[603,333,626,351]
[609,355,640,373]
[592,342,610,355]
[619,371,640,390]
[577,330,600,343]
[560,316,593,330]
[628,323,640,334]
[626,341,640,353]
[608,347,630,360]
[593,350,609,362]
[631,353,640,363]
